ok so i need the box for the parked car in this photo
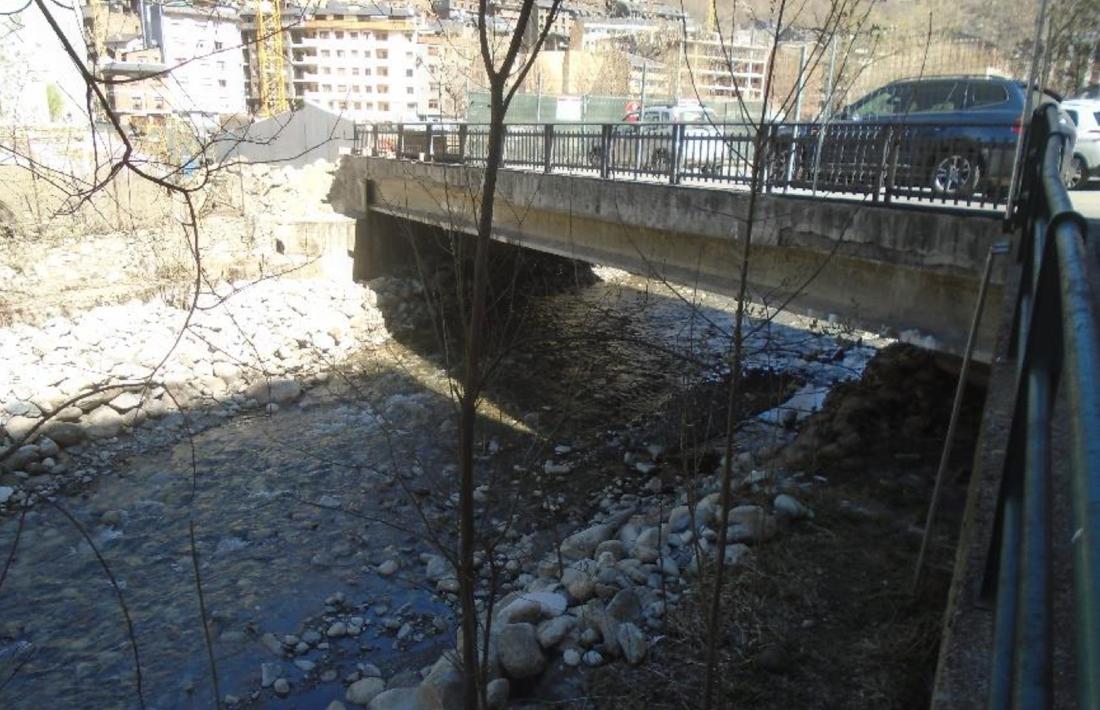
[1059,99,1100,189]
[775,75,1059,198]
[587,104,729,175]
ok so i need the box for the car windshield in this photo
[677,108,714,122]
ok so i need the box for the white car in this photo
[1060,99,1100,189]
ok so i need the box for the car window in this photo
[968,82,1008,108]
[1065,109,1080,126]
[1094,112,1100,126]
[848,84,911,117]
[904,80,965,113]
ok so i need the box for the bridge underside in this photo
[328,157,1009,358]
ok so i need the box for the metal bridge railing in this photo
[987,103,1100,708]
[351,119,1019,210]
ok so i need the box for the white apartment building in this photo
[153,1,248,118]
[244,1,432,122]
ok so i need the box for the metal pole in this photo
[536,73,542,122]
[823,33,838,121]
[794,44,808,122]
[1005,0,1052,220]
[912,241,1010,593]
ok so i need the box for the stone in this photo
[327,622,348,638]
[606,588,642,624]
[726,505,777,543]
[424,555,451,582]
[417,655,463,710]
[366,687,419,710]
[486,678,509,710]
[724,543,752,566]
[3,400,33,417]
[36,437,59,458]
[668,505,692,533]
[560,523,614,560]
[0,487,13,504]
[273,678,290,696]
[84,406,124,439]
[774,494,814,520]
[3,415,38,441]
[582,649,604,667]
[42,421,84,447]
[327,702,348,710]
[632,527,662,563]
[561,567,595,602]
[497,623,546,679]
[617,623,648,665]
[4,445,39,471]
[536,616,575,648]
[346,677,386,706]
[261,662,278,688]
[302,630,322,644]
[108,391,143,413]
[562,648,582,666]
[261,632,284,657]
[377,559,398,576]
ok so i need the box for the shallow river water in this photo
[0,272,879,709]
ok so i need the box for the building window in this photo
[428,99,439,110]
[217,60,225,71]
[350,32,358,39]
[378,84,389,94]
[339,101,347,109]
[376,31,388,40]
[215,41,223,50]
[337,84,347,92]
[322,83,331,91]
[405,51,413,59]
[218,79,227,87]
[337,67,346,75]
[364,86,373,93]
[321,49,330,57]
[320,31,330,38]
[351,49,358,57]
[363,68,371,75]
[377,67,388,77]
[354,101,362,109]
[376,49,388,59]
[364,50,371,58]
[406,87,414,94]
[352,67,360,75]
[336,50,344,58]
[131,97,143,110]
[379,101,389,111]
[404,32,413,41]
[352,85,360,92]
[322,67,331,74]
[335,31,344,39]
[427,46,439,56]
[154,99,165,110]
[405,69,413,77]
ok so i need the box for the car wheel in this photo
[1066,155,1088,190]
[931,153,981,196]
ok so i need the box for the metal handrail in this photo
[988,102,1100,709]
[349,119,1019,210]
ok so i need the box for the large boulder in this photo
[617,623,648,665]
[560,523,614,561]
[366,687,421,710]
[346,677,386,706]
[84,405,124,439]
[497,623,546,680]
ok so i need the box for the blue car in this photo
[775,75,1058,199]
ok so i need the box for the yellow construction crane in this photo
[254,0,289,116]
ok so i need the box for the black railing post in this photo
[670,123,682,185]
[765,124,776,194]
[459,124,467,163]
[543,124,553,173]
[600,124,611,179]
[397,123,405,158]
[371,124,378,156]
[883,126,900,204]
[426,123,434,162]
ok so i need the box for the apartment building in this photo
[84,0,246,126]
[242,1,434,122]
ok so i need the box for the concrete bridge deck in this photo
[327,155,1009,358]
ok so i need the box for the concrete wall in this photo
[328,156,1008,358]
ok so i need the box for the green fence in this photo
[465,91,763,124]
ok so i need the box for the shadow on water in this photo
[0,362,520,709]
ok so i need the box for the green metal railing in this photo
[987,102,1100,709]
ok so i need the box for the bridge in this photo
[328,121,1011,359]
[326,110,1100,709]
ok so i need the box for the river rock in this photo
[108,391,143,413]
[486,678,509,710]
[377,560,398,576]
[560,523,614,560]
[774,493,814,520]
[43,421,84,447]
[668,505,692,533]
[726,505,777,543]
[583,649,604,667]
[497,623,546,679]
[273,678,290,696]
[537,615,575,648]
[3,415,38,441]
[364,686,418,710]
[84,405,124,439]
[563,648,582,666]
[346,677,385,706]
[327,622,348,638]
[617,623,648,665]
[562,566,595,602]
[0,487,13,504]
